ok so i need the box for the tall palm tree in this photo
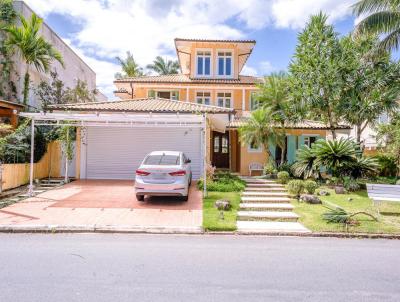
[353,0,400,51]
[257,71,291,164]
[4,13,64,106]
[238,108,285,161]
[114,51,143,79]
[146,56,179,75]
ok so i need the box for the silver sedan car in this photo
[134,151,192,201]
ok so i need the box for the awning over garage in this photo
[19,97,234,196]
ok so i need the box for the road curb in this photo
[1,225,400,239]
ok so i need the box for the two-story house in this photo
[113,38,350,175]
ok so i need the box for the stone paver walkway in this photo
[237,178,310,234]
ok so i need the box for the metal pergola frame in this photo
[20,112,209,197]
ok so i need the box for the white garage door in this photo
[85,127,202,180]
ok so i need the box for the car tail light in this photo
[169,170,186,176]
[136,170,150,176]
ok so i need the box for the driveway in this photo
[0,180,202,232]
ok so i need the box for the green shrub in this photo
[374,154,397,177]
[304,180,318,194]
[396,179,400,185]
[277,171,290,184]
[287,180,304,198]
[326,176,340,186]
[264,161,277,175]
[342,177,360,192]
[197,172,246,192]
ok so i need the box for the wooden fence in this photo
[1,141,62,191]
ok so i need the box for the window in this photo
[214,136,220,153]
[149,90,179,100]
[217,92,232,108]
[250,92,260,111]
[144,154,180,165]
[248,141,262,153]
[304,136,317,147]
[221,137,229,153]
[196,51,211,76]
[217,51,232,76]
[196,92,211,105]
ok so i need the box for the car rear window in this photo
[144,154,180,165]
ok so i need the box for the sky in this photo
[24,0,362,98]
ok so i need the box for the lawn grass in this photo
[293,186,400,234]
[203,191,241,231]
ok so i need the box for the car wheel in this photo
[181,194,189,202]
[136,194,144,201]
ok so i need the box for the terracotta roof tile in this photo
[174,38,256,44]
[114,74,262,85]
[50,98,234,114]
[228,117,350,130]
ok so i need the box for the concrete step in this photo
[245,187,286,192]
[241,196,291,203]
[237,221,310,234]
[242,191,289,197]
[242,179,277,184]
[240,203,294,211]
[237,211,299,222]
[246,183,284,188]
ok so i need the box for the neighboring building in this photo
[9,1,100,109]
[113,38,350,175]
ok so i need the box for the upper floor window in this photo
[217,92,232,108]
[196,92,211,105]
[250,91,260,111]
[196,51,211,76]
[217,51,232,76]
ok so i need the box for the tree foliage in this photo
[339,33,400,143]
[376,112,400,176]
[289,13,346,139]
[353,0,400,51]
[3,13,64,105]
[146,56,179,75]
[114,51,143,79]
[238,108,285,159]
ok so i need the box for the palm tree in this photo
[146,56,179,75]
[238,108,285,160]
[4,13,64,106]
[114,51,143,79]
[353,0,400,51]
[257,71,291,164]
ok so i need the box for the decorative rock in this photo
[300,194,322,204]
[335,186,345,194]
[318,190,330,196]
[214,199,231,211]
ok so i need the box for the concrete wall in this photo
[11,1,98,109]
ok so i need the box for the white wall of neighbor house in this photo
[11,1,98,109]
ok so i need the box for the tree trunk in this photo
[356,124,362,144]
[331,128,337,140]
[23,67,30,106]
[280,143,286,165]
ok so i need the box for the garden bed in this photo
[292,186,400,234]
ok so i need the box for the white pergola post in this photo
[203,113,207,197]
[64,127,69,183]
[27,118,35,196]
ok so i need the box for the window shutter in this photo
[175,91,179,100]
[148,90,155,98]
[268,141,276,161]
[298,135,305,147]
[287,135,296,163]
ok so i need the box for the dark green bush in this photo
[277,171,290,184]
[304,180,319,194]
[197,172,246,192]
[343,177,360,192]
[374,154,397,177]
[287,179,304,198]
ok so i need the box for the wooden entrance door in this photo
[212,132,229,168]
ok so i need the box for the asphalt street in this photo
[0,234,399,302]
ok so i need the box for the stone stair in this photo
[237,178,310,234]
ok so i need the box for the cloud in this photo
[259,61,277,75]
[24,0,357,98]
[241,65,258,76]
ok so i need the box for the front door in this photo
[212,131,229,168]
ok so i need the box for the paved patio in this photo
[0,180,202,232]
